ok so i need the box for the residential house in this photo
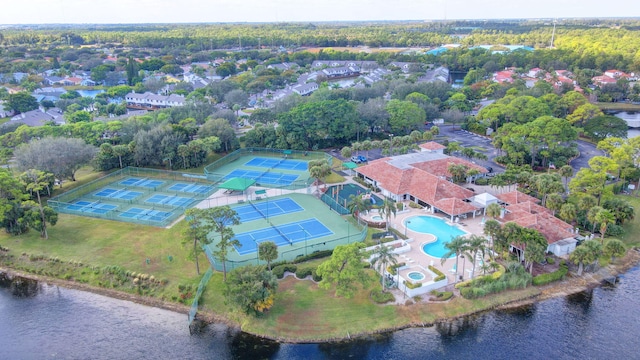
[493,69,515,83]
[125,92,185,108]
[292,82,318,96]
[321,66,360,78]
[43,76,64,86]
[496,191,578,257]
[10,107,64,126]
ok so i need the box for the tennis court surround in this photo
[234,197,303,223]
[204,193,367,270]
[233,218,333,255]
[49,167,217,227]
[244,157,309,171]
[204,148,329,190]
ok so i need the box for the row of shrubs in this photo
[404,280,422,289]
[532,261,568,286]
[428,265,446,282]
[457,263,531,300]
[387,262,406,275]
[271,264,323,282]
[430,290,453,301]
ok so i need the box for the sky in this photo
[1,0,639,24]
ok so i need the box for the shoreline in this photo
[2,249,639,343]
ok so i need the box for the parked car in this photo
[485,166,493,173]
[351,155,367,163]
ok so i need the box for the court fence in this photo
[205,223,368,273]
[48,167,216,227]
[203,148,331,190]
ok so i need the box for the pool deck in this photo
[384,203,490,284]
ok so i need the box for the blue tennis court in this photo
[233,218,333,255]
[94,188,144,200]
[244,157,308,171]
[167,182,215,194]
[145,194,193,207]
[118,207,173,222]
[65,200,117,214]
[224,169,299,186]
[119,177,165,189]
[234,197,303,222]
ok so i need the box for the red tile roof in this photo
[501,200,575,244]
[355,155,476,216]
[419,141,446,151]
[433,198,477,216]
[495,191,540,205]
[410,157,487,179]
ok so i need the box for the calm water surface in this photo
[1,266,639,359]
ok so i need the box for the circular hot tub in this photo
[407,271,425,281]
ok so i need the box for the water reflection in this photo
[1,268,640,359]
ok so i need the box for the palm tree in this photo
[347,194,371,218]
[559,203,578,226]
[440,235,469,281]
[595,209,615,242]
[378,198,397,232]
[483,219,501,260]
[578,195,597,213]
[486,203,502,219]
[447,163,469,183]
[559,165,573,192]
[603,239,626,263]
[370,244,398,292]
[587,206,604,234]
[466,235,488,278]
[545,193,564,216]
[570,246,593,276]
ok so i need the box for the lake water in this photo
[1,266,640,359]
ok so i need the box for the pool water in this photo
[404,216,466,258]
[407,271,425,281]
[372,215,383,221]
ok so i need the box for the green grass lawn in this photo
[617,194,640,248]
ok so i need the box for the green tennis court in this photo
[49,167,217,227]
[206,193,366,269]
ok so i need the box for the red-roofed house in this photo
[592,75,618,86]
[604,69,629,79]
[493,70,515,83]
[495,191,578,257]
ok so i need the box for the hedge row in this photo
[532,262,568,286]
[404,280,422,289]
[272,264,297,279]
[428,265,446,282]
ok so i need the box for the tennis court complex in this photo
[49,167,217,227]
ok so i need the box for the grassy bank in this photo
[595,102,640,112]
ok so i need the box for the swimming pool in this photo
[404,216,467,258]
[371,215,383,221]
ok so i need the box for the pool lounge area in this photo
[365,202,490,298]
